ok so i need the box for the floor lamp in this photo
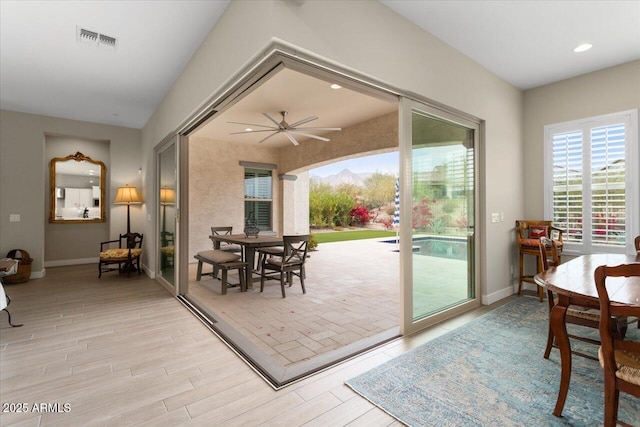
[160,187,176,234]
[113,184,142,235]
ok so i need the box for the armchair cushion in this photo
[100,248,142,261]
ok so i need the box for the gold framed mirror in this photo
[49,152,106,223]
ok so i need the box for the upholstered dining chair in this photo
[516,220,564,301]
[98,233,143,277]
[260,235,309,298]
[635,235,640,254]
[594,263,640,427]
[540,238,628,361]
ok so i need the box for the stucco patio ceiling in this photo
[191,67,397,147]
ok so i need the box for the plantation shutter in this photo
[552,130,583,243]
[244,168,272,230]
[590,123,626,246]
[546,110,637,254]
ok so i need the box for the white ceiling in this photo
[1,1,638,130]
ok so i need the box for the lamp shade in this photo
[160,187,176,205]
[113,185,142,205]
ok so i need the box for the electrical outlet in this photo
[491,213,500,223]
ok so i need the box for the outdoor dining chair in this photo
[260,235,309,298]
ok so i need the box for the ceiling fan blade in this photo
[227,121,277,129]
[262,113,284,129]
[284,132,300,146]
[258,132,279,144]
[293,126,342,131]
[289,116,318,128]
[229,130,278,135]
[289,130,330,142]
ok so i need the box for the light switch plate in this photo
[9,214,20,222]
[491,213,500,223]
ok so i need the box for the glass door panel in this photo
[158,139,177,288]
[409,108,476,322]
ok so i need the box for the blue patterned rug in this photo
[346,297,640,426]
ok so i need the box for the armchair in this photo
[98,233,143,278]
[515,220,563,301]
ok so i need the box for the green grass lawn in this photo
[312,229,397,244]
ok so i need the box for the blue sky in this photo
[310,151,399,177]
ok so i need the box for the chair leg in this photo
[544,289,555,359]
[98,261,102,278]
[518,252,524,295]
[238,266,246,292]
[603,376,619,427]
[300,270,306,294]
[280,270,286,298]
[260,266,266,293]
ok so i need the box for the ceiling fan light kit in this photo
[229,111,341,146]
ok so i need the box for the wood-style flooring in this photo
[0,264,513,426]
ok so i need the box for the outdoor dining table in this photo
[534,253,640,417]
[209,233,283,286]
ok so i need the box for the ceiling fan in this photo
[228,111,341,146]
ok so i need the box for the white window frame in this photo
[544,109,639,255]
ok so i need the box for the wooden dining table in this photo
[209,233,283,286]
[534,253,640,417]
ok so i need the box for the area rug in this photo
[346,297,640,426]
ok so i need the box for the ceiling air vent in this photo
[76,26,118,50]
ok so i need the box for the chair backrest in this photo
[283,235,309,265]
[635,235,640,253]
[211,226,233,236]
[160,231,174,247]
[120,233,143,249]
[538,237,560,271]
[516,220,564,245]
[594,264,640,379]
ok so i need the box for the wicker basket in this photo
[4,249,33,284]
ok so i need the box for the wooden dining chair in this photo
[594,264,640,427]
[540,238,628,361]
[260,235,309,298]
[635,235,640,254]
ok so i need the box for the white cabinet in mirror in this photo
[49,152,106,223]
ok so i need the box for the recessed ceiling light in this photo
[330,84,342,90]
[573,43,592,53]
[245,128,253,132]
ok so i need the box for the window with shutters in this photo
[544,110,639,254]
[244,168,272,230]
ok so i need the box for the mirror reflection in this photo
[49,152,106,223]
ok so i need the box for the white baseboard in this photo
[44,258,99,267]
[30,269,46,279]
[143,265,155,279]
[482,281,517,305]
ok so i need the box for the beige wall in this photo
[523,59,640,219]
[188,137,281,258]
[0,110,142,275]
[142,0,524,302]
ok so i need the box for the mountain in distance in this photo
[310,168,373,187]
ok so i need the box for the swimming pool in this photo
[382,235,468,260]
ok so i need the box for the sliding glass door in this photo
[400,99,479,333]
[156,136,178,293]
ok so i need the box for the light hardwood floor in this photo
[0,264,514,426]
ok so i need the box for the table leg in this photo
[550,295,571,417]
[245,247,255,289]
